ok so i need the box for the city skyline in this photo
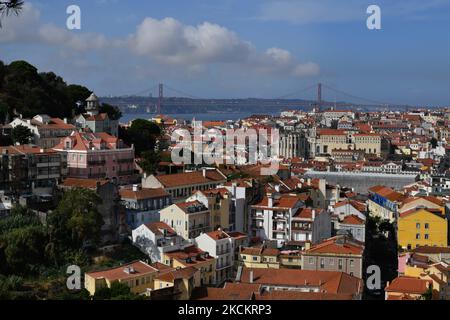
[2,0,450,105]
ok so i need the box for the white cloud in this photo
[127,17,318,77]
[0,3,319,80]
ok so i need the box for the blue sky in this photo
[1,0,450,106]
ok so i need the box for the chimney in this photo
[132,184,140,192]
[305,242,311,250]
[275,184,280,192]
[249,270,254,284]
[63,118,68,124]
[202,168,207,178]
[312,209,316,220]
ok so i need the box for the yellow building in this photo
[239,246,280,269]
[160,201,211,240]
[353,133,381,156]
[162,245,216,286]
[398,208,448,250]
[84,260,160,296]
[153,266,200,300]
[187,188,231,230]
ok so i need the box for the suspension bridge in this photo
[106,82,413,114]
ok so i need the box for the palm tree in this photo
[0,1,24,27]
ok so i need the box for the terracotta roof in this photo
[155,170,226,188]
[155,266,198,282]
[143,222,176,236]
[240,246,280,257]
[256,290,354,300]
[193,283,260,300]
[317,129,347,136]
[305,236,364,256]
[119,188,169,200]
[412,246,450,254]
[175,201,208,213]
[368,185,404,202]
[385,276,431,294]
[253,195,301,209]
[334,199,366,212]
[62,178,109,189]
[86,260,158,281]
[341,215,365,225]
[240,268,362,295]
[205,230,230,240]
[399,208,445,219]
[401,196,444,207]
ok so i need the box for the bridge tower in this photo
[157,83,163,115]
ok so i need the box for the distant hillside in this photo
[0,60,92,123]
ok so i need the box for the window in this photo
[309,257,314,264]
[242,256,246,260]
[425,234,429,240]
[425,223,429,229]
[416,233,420,240]
[252,256,257,261]
[329,258,334,265]
[320,258,325,269]
[350,259,354,267]
[338,259,343,270]
[416,223,420,229]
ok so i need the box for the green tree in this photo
[120,119,161,156]
[99,103,122,120]
[11,124,32,144]
[138,150,161,175]
[48,188,104,250]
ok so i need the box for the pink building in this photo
[53,131,136,185]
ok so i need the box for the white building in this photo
[131,221,190,263]
[195,229,247,285]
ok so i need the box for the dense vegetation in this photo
[0,60,121,123]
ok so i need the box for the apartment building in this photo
[53,131,136,185]
[353,133,381,156]
[142,168,227,200]
[132,221,191,263]
[187,188,231,230]
[9,114,76,149]
[291,208,331,244]
[397,208,448,250]
[237,267,363,300]
[223,178,261,233]
[0,145,67,195]
[84,260,160,296]
[250,193,304,248]
[120,185,172,229]
[160,201,211,240]
[239,246,280,269]
[162,245,216,286]
[195,229,247,285]
[301,234,364,278]
[367,185,404,222]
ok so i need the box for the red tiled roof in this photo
[62,178,109,189]
[143,222,176,236]
[305,236,364,256]
[341,215,365,225]
[155,170,226,188]
[240,268,362,295]
[385,276,431,294]
[119,188,169,200]
[86,260,157,281]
